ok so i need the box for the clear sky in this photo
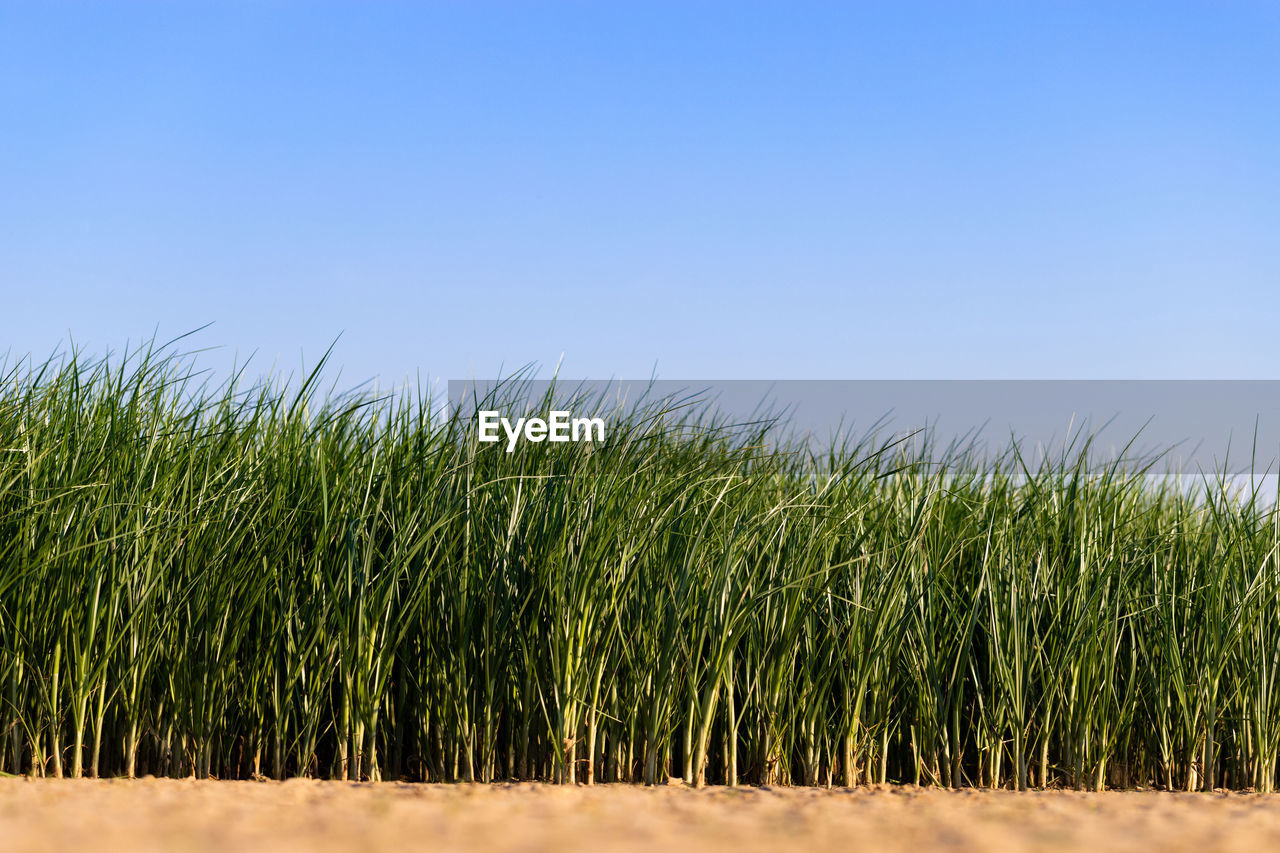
[4,1,1278,389]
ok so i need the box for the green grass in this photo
[1,341,1278,790]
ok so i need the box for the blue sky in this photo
[3,1,1278,388]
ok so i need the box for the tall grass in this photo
[1,342,1278,790]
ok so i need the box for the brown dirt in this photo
[3,779,1280,852]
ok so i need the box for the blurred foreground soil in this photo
[3,779,1279,852]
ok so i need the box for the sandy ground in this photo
[4,780,1280,853]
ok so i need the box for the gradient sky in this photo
[3,1,1278,389]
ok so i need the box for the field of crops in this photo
[3,344,1279,791]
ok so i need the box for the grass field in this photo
[3,780,1280,852]
[3,342,1280,792]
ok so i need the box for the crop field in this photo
[2,344,1280,796]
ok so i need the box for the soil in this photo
[2,779,1279,852]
